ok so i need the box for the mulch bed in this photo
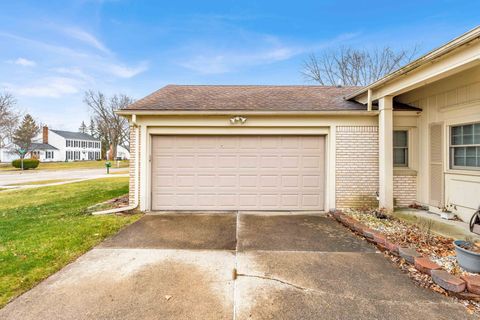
[332,208,480,316]
[85,194,133,214]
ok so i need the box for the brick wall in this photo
[128,126,140,206]
[336,126,379,209]
[393,174,417,208]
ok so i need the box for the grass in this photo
[0,177,140,308]
[0,160,129,172]
[6,179,74,186]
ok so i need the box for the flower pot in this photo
[454,240,480,273]
[440,211,455,220]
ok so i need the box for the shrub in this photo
[12,159,40,169]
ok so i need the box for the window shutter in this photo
[429,124,443,207]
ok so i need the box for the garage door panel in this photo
[198,194,217,206]
[238,194,258,206]
[281,175,299,187]
[197,156,216,168]
[239,175,257,187]
[302,156,323,168]
[281,156,299,168]
[151,135,325,211]
[198,175,216,187]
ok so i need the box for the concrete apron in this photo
[0,212,474,320]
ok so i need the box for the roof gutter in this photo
[116,110,379,116]
[345,26,480,100]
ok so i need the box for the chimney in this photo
[43,126,49,144]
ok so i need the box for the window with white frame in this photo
[393,130,408,167]
[450,123,480,170]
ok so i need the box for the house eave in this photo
[345,26,480,100]
[116,110,379,117]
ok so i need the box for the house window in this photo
[450,123,480,170]
[393,130,408,167]
[45,151,53,159]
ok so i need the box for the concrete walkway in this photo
[0,168,128,188]
[0,213,475,320]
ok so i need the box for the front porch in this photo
[354,31,480,223]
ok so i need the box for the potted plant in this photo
[440,206,456,220]
[454,238,480,273]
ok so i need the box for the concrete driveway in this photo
[0,212,474,320]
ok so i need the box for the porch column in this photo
[378,96,394,210]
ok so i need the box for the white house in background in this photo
[0,127,102,163]
[0,148,17,163]
[43,127,102,161]
[29,142,60,162]
[116,145,130,160]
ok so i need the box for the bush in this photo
[12,159,40,169]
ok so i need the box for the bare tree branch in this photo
[84,90,133,160]
[0,92,19,149]
[302,45,419,86]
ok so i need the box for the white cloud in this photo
[12,57,36,67]
[177,32,360,75]
[179,46,299,74]
[0,30,148,80]
[63,27,111,54]
[107,61,149,78]
[3,77,82,98]
[53,67,93,81]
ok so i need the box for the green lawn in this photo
[0,160,129,172]
[0,177,140,308]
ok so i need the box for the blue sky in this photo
[1,0,479,130]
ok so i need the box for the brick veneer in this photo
[336,126,379,209]
[128,126,140,206]
[393,174,417,207]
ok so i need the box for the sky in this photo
[1,0,479,131]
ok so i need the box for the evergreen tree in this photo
[88,119,96,137]
[12,114,39,159]
[79,121,87,133]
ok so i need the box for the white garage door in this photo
[151,135,325,211]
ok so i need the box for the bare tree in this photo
[0,92,19,149]
[83,90,133,160]
[302,46,419,86]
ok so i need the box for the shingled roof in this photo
[124,85,366,112]
[51,130,99,141]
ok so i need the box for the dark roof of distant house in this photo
[51,130,99,141]
[124,85,420,112]
[31,143,58,151]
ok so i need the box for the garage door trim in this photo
[149,134,327,211]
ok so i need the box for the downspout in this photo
[93,114,140,215]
